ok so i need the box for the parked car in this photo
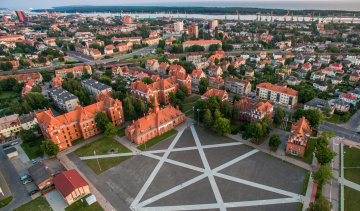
[10,141,19,146]
[28,189,40,196]
[22,179,32,185]
[20,174,30,181]
[31,159,37,164]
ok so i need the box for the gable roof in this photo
[54,169,88,197]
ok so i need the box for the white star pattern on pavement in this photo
[81,124,304,211]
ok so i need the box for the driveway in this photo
[44,190,68,211]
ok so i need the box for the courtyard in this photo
[71,124,308,211]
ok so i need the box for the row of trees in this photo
[95,112,117,137]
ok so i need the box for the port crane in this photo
[283,10,289,22]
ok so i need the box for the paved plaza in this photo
[73,124,307,211]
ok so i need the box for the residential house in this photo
[313,81,328,91]
[21,80,36,96]
[49,87,79,112]
[201,88,228,101]
[311,71,326,81]
[339,93,357,105]
[329,99,350,112]
[286,117,312,157]
[51,75,64,88]
[191,69,206,85]
[28,162,53,190]
[208,64,223,77]
[55,66,92,79]
[0,114,21,139]
[209,76,224,89]
[158,62,169,74]
[81,79,112,97]
[304,98,335,115]
[224,77,252,96]
[234,97,273,122]
[19,112,38,130]
[145,59,159,72]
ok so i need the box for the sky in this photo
[1,0,360,10]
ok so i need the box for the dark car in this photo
[20,174,30,181]
[28,189,40,196]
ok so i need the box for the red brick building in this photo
[125,98,185,145]
[285,117,312,157]
[234,97,273,122]
[130,73,191,105]
[54,169,90,205]
[0,72,42,84]
[201,88,228,101]
[36,92,124,150]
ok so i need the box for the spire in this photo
[153,95,160,113]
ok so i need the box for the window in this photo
[291,150,298,155]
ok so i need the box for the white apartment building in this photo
[256,83,298,108]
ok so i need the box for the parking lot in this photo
[71,124,307,211]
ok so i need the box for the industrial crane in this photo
[284,10,290,22]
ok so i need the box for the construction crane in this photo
[236,10,240,22]
[291,13,294,21]
[311,12,314,22]
[284,10,289,22]
[351,14,355,24]
[338,12,342,23]
[270,11,273,22]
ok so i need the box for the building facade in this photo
[0,114,21,139]
[224,77,252,96]
[49,87,79,112]
[286,117,312,157]
[55,66,92,79]
[256,83,298,108]
[234,97,274,122]
[36,92,124,150]
[81,79,112,97]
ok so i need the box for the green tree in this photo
[209,44,220,51]
[66,72,74,79]
[315,146,336,165]
[104,69,113,78]
[135,100,148,116]
[308,195,332,211]
[199,78,210,95]
[175,89,186,101]
[273,107,286,125]
[141,77,153,85]
[41,140,59,156]
[203,109,213,128]
[269,134,281,151]
[40,70,52,82]
[95,112,110,132]
[312,165,334,186]
[214,117,231,136]
[31,85,42,93]
[19,129,36,143]
[105,122,117,137]
[298,88,316,103]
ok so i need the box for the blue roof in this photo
[4,147,17,154]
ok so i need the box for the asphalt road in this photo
[319,121,360,143]
[0,147,32,211]
[0,45,157,76]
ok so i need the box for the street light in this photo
[94,150,102,172]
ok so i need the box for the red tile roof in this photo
[183,40,222,45]
[257,82,298,96]
[54,169,88,198]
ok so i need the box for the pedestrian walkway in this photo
[226,134,313,171]
[339,178,360,191]
[114,136,141,154]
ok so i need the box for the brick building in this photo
[256,83,298,108]
[0,72,42,83]
[36,92,124,150]
[286,117,312,157]
[201,88,228,101]
[125,98,185,145]
[234,97,273,122]
[55,66,92,79]
[182,40,222,52]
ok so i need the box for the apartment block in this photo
[49,87,79,112]
[256,83,298,108]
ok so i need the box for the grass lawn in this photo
[344,186,360,211]
[344,146,360,167]
[137,129,177,151]
[0,91,20,100]
[21,138,44,159]
[344,168,360,185]
[117,128,125,137]
[75,136,131,157]
[302,171,310,195]
[65,195,103,211]
[327,114,341,124]
[71,138,84,146]
[84,156,132,175]
[181,96,201,112]
[13,196,52,211]
[0,196,13,208]
[112,53,127,58]
[287,138,316,164]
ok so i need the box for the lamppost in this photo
[197,109,200,125]
[94,150,102,172]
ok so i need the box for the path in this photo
[114,135,141,154]
[56,134,116,211]
[226,134,313,171]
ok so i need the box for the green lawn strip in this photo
[13,196,52,211]
[65,195,103,211]
[344,146,360,167]
[21,138,44,159]
[302,171,310,195]
[181,96,201,112]
[286,138,316,164]
[344,168,360,185]
[344,186,360,211]
[297,203,303,211]
[117,128,125,137]
[83,156,132,175]
[137,129,177,151]
[327,114,341,124]
[0,196,13,208]
[75,136,131,157]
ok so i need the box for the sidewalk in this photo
[56,133,116,211]
[226,134,313,171]
[114,136,141,154]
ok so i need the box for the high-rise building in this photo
[188,24,199,38]
[174,21,184,33]
[15,10,27,22]
[209,20,218,31]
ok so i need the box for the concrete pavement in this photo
[319,121,360,143]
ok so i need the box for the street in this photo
[319,121,360,143]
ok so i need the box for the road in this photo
[0,45,157,76]
[319,121,360,143]
[342,109,360,132]
[0,147,32,211]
